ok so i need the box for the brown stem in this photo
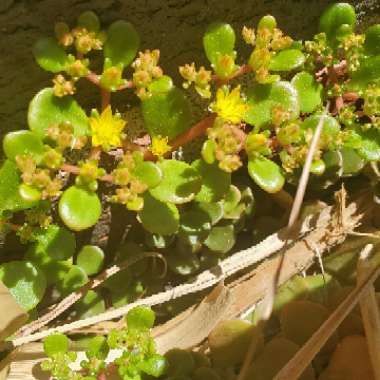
[61,163,113,183]
[101,89,111,111]
[86,71,100,86]
[212,64,252,86]
[144,113,217,161]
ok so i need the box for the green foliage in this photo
[104,20,140,68]
[28,88,89,138]
[142,87,192,139]
[269,49,305,72]
[59,185,101,231]
[0,261,47,311]
[291,72,323,113]
[44,333,70,357]
[75,290,105,318]
[33,37,69,73]
[77,245,104,275]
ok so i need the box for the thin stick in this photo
[15,252,165,339]
[357,246,380,380]
[274,244,376,380]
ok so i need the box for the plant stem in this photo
[212,64,252,86]
[61,163,113,183]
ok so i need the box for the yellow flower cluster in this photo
[151,136,171,157]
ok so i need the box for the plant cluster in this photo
[1,3,380,323]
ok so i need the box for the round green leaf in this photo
[149,160,202,204]
[77,245,104,276]
[19,184,42,202]
[269,49,305,72]
[222,185,241,215]
[148,75,174,94]
[34,224,76,261]
[355,127,380,161]
[60,265,88,295]
[167,251,201,276]
[133,161,162,188]
[244,81,300,129]
[301,114,341,148]
[194,202,224,225]
[340,147,365,176]
[75,290,105,319]
[33,37,69,73]
[179,209,211,241]
[77,11,100,33]
[43,333,69,357]
[0,160,36,216]
[59,185,101,231]
[203,22,235,65]
[349,55,380,90]
[192,159,231,203]
[248,156,285,193]
[0,261,46,311]
[104,20,140,67]
[25,246,72,286]
[205,225,236,254]
[3,130,45,163]
[139,354,168,377]
[85,336,109,360]
[142,87,192,139]
[28,88,89,139]
[365,24,380,55]
[126,305,155,330]
[138,192,179,235]
[319,3,356,40]
[291,72,323,113]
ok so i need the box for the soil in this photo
[0,0,378,144]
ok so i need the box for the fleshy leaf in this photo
[355,127,380,161]
[167,251,200,275]
[34,224,76,261]
[59,185,101,231]
[301,114,340,147]
[244,81,300,129]
[0,160,36,216]
[77,11,100,33]
[138,192,179,235]
[85,336,109,360]
[3,130,45,163]
[0,261,46,311]
[148,75,174,94]
[349,55,380,90]
[77,245,104,276]
[269,49,305,72]
[28,88,89,139]
[194,202,224,226]
[222,185,241,215]
[248,156,285,193]
[33,37,69,73]
[59,265,88,295]
[319,3,356,41]
[204,224,235,254]
[203,22,235,65]
[104,20,140,67]
[133,161,162,188]
[291,72,323,113]
[126,305,155,330]
[340,147,365,176]
[179,209,211,243]
[145,232,175,250]
[149,160,202,204]
[75,290,105,319]
[139,354,167,377]
[365,24,380,55]
[142,87,192,139]
[43,334,69,357]
[192,159,231,203]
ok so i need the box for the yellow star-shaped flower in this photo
[151,136,171,157]
[90,105,126,151]
[211,85,249,125]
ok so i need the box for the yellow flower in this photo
[151,136,171,157]
[212,85,249,124]
[90,105,126,150]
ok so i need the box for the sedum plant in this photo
[0,3,380,319]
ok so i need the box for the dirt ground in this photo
[0,0,378,144]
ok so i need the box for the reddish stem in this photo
[61,163,114,183]
[143,113,217,161]
[212,64,252,86]
[101,89,111,111]
[86,72,100,86]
